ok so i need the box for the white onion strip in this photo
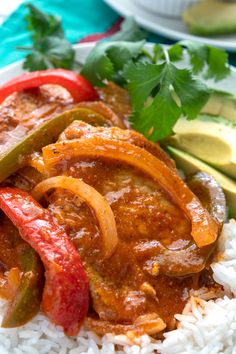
[32,176,118,259]
[42,137,218,248]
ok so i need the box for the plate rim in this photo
[0,42,236,97]
[104,0,236,51]
[0,42,155,84]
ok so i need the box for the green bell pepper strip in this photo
[0,107,108,183]
[0,187,89,335]
[2,243,44,327]
[0,218,44,327]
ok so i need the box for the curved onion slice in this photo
[32,176,118,258]
[42,137,219,248]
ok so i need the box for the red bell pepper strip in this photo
[0,69,98,104]
[0,187,89,335]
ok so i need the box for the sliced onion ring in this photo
[42,137,219,248]
[32,176,118,259]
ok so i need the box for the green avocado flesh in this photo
[167,146,236,218]
[183,0,236,36]
[202,92,236,124]
[167,114,236,180]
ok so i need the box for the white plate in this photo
[0,41,236,354]
[104,0,236,52]
[1,42,236,97]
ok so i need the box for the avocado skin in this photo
[167,146,236,218]
[183,0,236,36]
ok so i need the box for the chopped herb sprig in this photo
[20,4,231,141]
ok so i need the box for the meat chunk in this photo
[0,85,72,144]
[97,82,132,128]
[0,82,130,147]
[42,121,221,332]
[0,82,222,334]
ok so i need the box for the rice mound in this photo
[0,221,236,353]
[211,220,236,296]
[0,299,159,354]
[156,296,236,354]
[157,220,236,354]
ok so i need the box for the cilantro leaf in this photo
[81,41,145,86]
[125,62,210,141]
[25,4,64,41]
[23,37,75,71]
[167,44,183,62]
[205,46,230,80]
[152,44,164,63]
[22,7,147,73]
[78,18,146,82]
[20,4,76,71]
[20,5,231,143]
[180,40,230,80]
[108,17,147,42]
[124,62,163,111]
[23,52,54,71]
[130,81,181,141]
[179,40,208,73]
[170,65,210,119]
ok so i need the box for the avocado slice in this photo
[167,115,236,179]
[201,91,236,124]
[167,146,236,218]
[183,0,236,36]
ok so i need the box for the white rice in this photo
[0,300,159,354]
[1,221,236,353]
[211,220,236,296]
[157,220,236,354]
[156,296,236,354]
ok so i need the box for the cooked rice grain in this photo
[157,221,236,354]
[0,299,160,354]
[157,296,236,354]
[212,220,236,296]
[1,222,236,353]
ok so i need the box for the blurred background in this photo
[1,0,236,68]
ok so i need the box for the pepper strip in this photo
[0,69,98,104]
[32,176,118,259]
[0,188,89,335]
[42,137,219,248]
[0,107,108,183]
[2,244,44,328]
[0,219,44,327]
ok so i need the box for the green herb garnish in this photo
[19,4,75,71]
[125,60,210,140]
[20,5,145,72]
[82,40,230,141]
[20,5,231,142]
[179,40,230,80]
[81,41,145,87]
